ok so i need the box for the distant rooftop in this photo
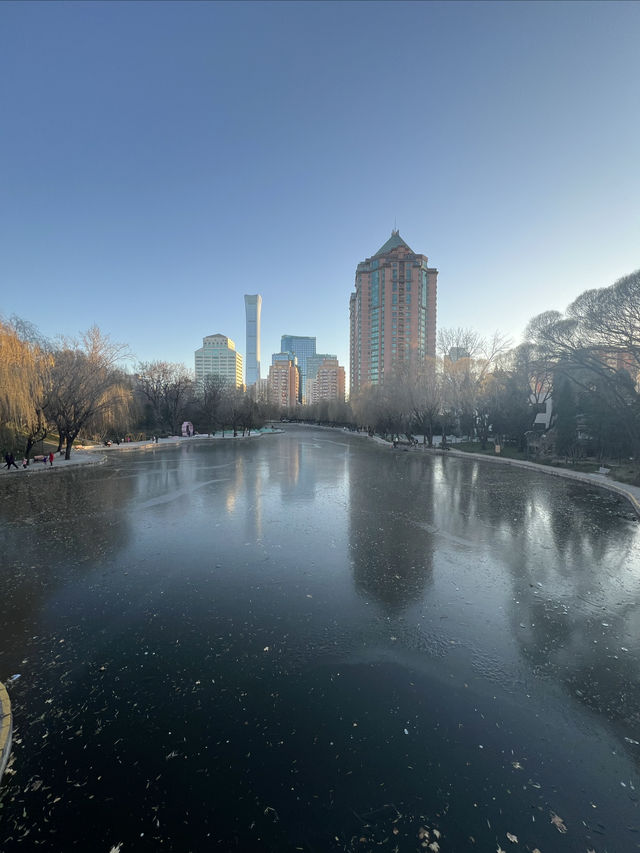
[373,229,413,257]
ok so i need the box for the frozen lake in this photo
[1,426,640,851]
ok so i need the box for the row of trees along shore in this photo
[1,269,639,464]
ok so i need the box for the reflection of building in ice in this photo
[224,449,243,515]
[226,488,237,515]
[349,451,435,614]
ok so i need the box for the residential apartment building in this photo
[306,353,337,386]
[244,294,262,386]
[349,230,438,394]
[268,353,300,409]
[194,334,243,387]
[306,357,345,404]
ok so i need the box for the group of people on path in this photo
[4,451,55,471]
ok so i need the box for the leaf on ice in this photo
[550,812,567,833]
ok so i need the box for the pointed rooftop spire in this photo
[373,229,412,257]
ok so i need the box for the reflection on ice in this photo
[1,429,640,852]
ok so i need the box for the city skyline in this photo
[1,2,638,376]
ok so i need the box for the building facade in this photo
[280,335,316,403]
[448,347,470,363]
[194,334,243,387]
[244,294,262,386]
[307,357,345,404]
[306,353,337,387]
[268,353,299,409]
[349,230,437,394]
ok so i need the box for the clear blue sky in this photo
[2,0,638,378]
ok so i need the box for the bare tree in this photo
[407,357,442,446]
[439,330,511,440]
[196,374,229,435]
[525,276,640,457]
[437,327,484,360]
[136,361,194,435]
[239,391,264,436]
[45,327,132,458]
[220,386,245,437]
[509,342,554,408]
[351,377,410,442]
[567,270,640,370]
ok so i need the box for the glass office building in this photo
[280,335,316,403]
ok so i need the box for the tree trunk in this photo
[65,433,75,460]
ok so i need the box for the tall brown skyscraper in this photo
[349,230,438,394]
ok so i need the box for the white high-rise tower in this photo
[244,294,262,386]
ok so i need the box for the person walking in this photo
[4,452,19,470]
[49,451,54,467]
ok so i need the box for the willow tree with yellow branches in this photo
[0,319,52,454]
